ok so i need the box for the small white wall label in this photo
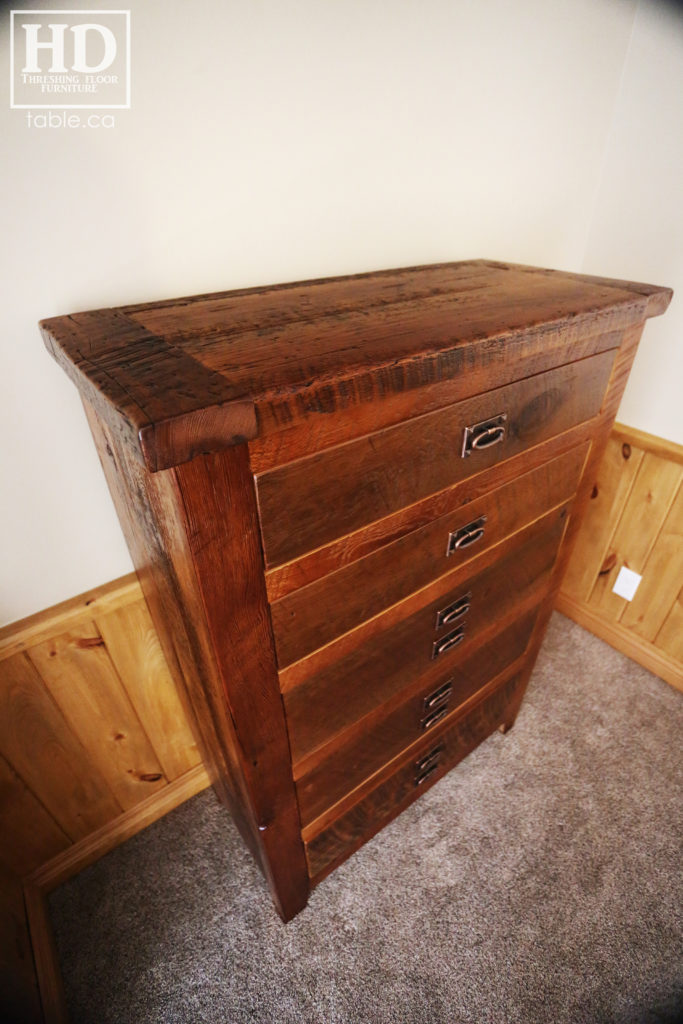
[612,566,642,601]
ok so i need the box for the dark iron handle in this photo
[414,763,439,786]
[423,681,453,710]
[472,424,505,450]
[436,592,471,629]
[448,516,487,556]
[432,625,465,659]
[461,413,507,458]
[415,744,445,775]
[450,523,486,552]
[421,705,449,731]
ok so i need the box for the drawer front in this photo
[283,506,567,764]
[296,608,537,827]
[256,349,614,567]
[270,443,586,667]
[305,670,526,880]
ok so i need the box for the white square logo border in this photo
[10,10,131,109]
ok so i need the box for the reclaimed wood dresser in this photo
[41,260,672,920]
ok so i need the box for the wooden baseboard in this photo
[27,763,211,893]
[23,885,68,1024]
[555,593,683,692]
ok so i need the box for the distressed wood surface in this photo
[270,445,585,667]
[305,672,526,881]
[37,262,671,925]
[278,506,568,696]
[264,424,594,602]
[255,351,613,567]
[283,510,566,767]
[295,613,537,827]
[40,261,669,472]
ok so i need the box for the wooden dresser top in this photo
[40,260,672,472]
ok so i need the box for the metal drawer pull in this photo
[461,413,507,458]
[415,744,445,775]
[421,705,449,730]
[423,680,453,711]
[435,592,471,629]
[432,625,465,659]
[414,763,439,786]
[447,516,487,555]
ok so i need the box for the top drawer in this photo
[255,349,615,567]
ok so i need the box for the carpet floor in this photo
[49,614,683,1024]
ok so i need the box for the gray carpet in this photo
[49,614,683,1024]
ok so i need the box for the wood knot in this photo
[113,732,125,741]
[622,443,631,459]
[599,551,617,575]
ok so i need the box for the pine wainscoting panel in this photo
[0,574,208,881]
[557,423,683,691]
[0,575,210,1021]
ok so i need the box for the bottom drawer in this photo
[305,669,527,882]
[296,607,538,827]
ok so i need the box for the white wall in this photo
[582,0,683,445]
[1,0,678,626]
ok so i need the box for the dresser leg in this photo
[498,719,516,734]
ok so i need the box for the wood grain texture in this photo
[249,329,621,474]
[305,671,526,880]
[131,266,644,407]
[588,453,681,619]
[256,351,614,567]
[270,445,586,666]
[283,510,566,766]
[0,570,205,914]
[559,436,645,603]
[172,448,310,920]
[264,423,594,602]
[28,763,210,892]
[559,423,683,690]
[279,504,569,696]
[295,612,537,827]
[96,600,200,780]
[0,652,122,840]
[0,754,70,878]
[620,478,683,638]
[82,399,310,920]
[40,309,256,472]
[39,262,671,922]
[41,262,669,471]
[82,401,253,833]
[28,623,168,810]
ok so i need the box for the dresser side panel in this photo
[172,449,309,920]
[83,401,309,919]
